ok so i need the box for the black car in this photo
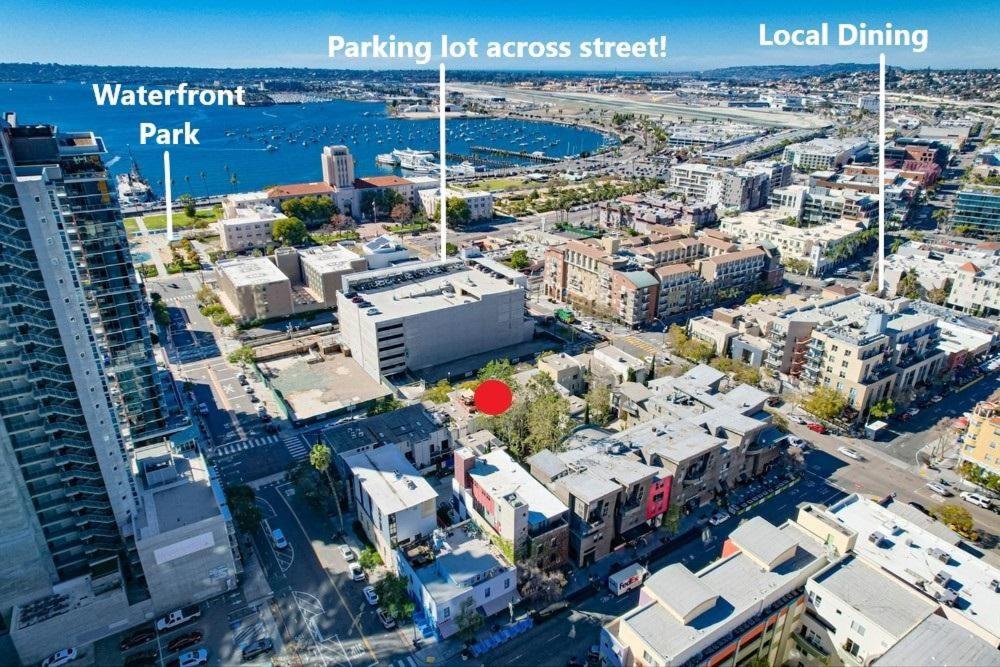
[124,650,159,667]
[120,628,156,651]
[167,631,203,653]
[241,638,274,662]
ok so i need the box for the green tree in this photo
[374,574,415,620]
[368,395,404,416]
[272,216,309,246]
[896,270,922,299]
[178,193,196,219]
[434,197,472,226]
[932,503,974,537]
[926,278,952,305]
[281,196,338,227]
[456,606,485,641]
[483,374,571,460]
[508,249,530,269]
[358,546,382,571]
[445,242,458,256]
[478,358,516,384]
[661,504,682,535]
[228,346,256,366]
[225,484,262,533]
[585,382,612,425]
[309,442,345,532]
[803,387,848,421]
[423,379,453,404]
[868,398,896,420]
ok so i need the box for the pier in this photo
[469,146,562,163]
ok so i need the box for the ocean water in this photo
[0,82,614,196]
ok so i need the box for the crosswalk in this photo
[284,432,309,461]
[214,432,311,461]
[164,294,196,304]
[215,434,280,456]
[622,335,660,358]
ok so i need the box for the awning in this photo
[479,593,518,617]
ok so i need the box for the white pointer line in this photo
[439,62,447,261]
[878,52,886,292]
[163,150,173,241]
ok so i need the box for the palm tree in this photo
[230,172,239,193]
[199,170,208,198]
[309,442,345,532]
[184,174,191,197]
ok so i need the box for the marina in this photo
[2,83,615,197]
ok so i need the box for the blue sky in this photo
[2,0,996,70]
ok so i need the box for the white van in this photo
[608,563,649,596]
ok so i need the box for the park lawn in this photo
[464,176,527,192]
[142,208,220,231]
[123,217,140,233]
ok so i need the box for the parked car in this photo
[237,373,247,385]
[271,528,288,550]
[155,605,201,632]
[377,608,396,629]
[906,407,920,417]
[350,563,366,581]
[244,385,254,394]
[241,638,274,663]
[708,511,731,526]
[42,648,78,667]
[787,436,808,449]
[178,649,208,667]
[339,545,356,562]
[167,632,203,653]
[363,585,379,606]
[926,482,952,496]
[961,491,992,509]
[837,447,862,461]
[791,416,807,425]
[930,395,943,403]
[806,422,827,434]
[197,403,209,416]
[120,628,156,651]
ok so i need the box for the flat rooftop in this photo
[259,351,390,421]
[620,521,826,664]
[322,404,443,457]
[135,444,218,539]
[216,256,288,288]
[410,523,511,604]
[827,494,1000,643]
[344,445,437,515]
[342,260,524,323]
[468,448,568,526]
[297,245,364,273]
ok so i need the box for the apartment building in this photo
[345,445,438,569]
[290,245,368,307]
[883,240,1000,316]
[419,188,494,221]
[218,202,286,252]
[781,137,869,171]
[544,236,781,326]
[962,400,1000,477]
[397,521,517,639]
[744,159,792,190]
[338,259,534,381]
[721,209,872,276]
[453,447,570,572]
[598,194,717,230]
[0,114,218,663]
[527,440,667,567]
[215,256,294,321]
[322,404,452,475]
[769,184,878,227]
[537,352,585,395]
[953,186,1000,239]
[600,516,831,667]
[669,163,716,200]
[705,167,770,212]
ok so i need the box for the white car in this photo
[906,407,919,417]
[786,436,808,449]
[960,491,992,509]
[340,545,356,562]
[350,563,366,582]
[363,585,379,606]
[178,649,209,667]
[271,528,288,550]
[42,648,78,667]
[837,447,862,461]
[926,482,952,497]
[377,608,396,629]
[708,511,731,526]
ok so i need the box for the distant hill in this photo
[697,63,879,81]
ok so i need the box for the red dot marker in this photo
[474,379,513,416]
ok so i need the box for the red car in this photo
[806,422,827,434]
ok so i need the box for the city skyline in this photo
[2,0,998,70]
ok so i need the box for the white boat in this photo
[264,144,278,152]
[392,148,436,171]
[376,153,400,166]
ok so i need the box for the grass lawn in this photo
[123,217,140,233]
[142,208,220,231]
[464,177,527,192]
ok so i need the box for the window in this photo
[844,638,860,657]
[484,587,491,598]
[850,620,866,636]
[504,578,510,590]
[442,607,450,619]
